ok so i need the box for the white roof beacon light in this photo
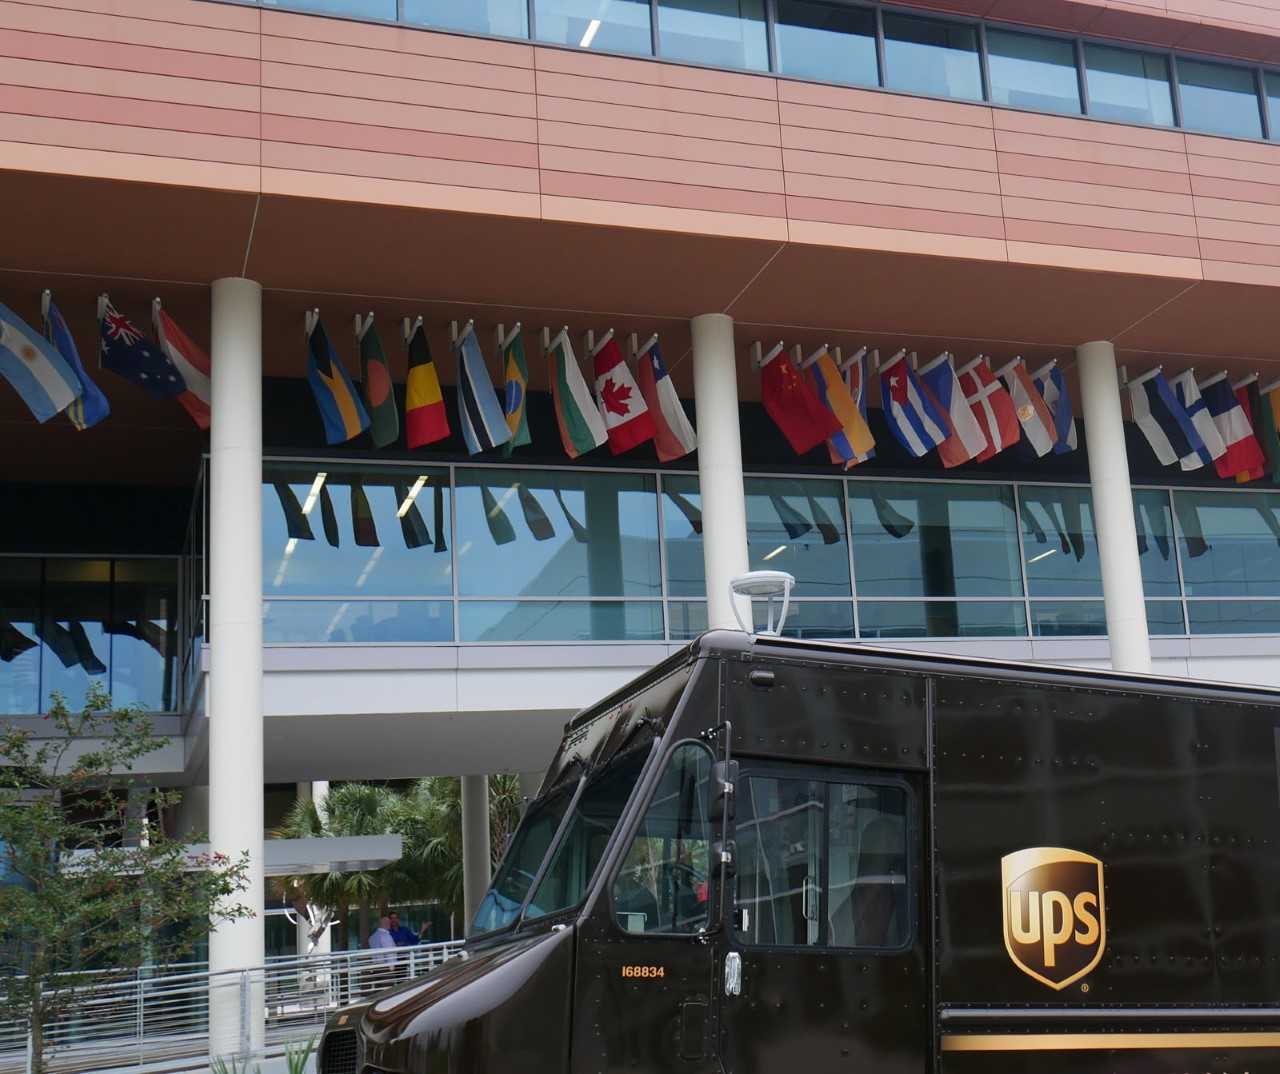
[729,570,796,636]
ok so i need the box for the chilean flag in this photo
[593,338,655,455]
[957,357,1020,462]
[636,342,696,462]
[880,352,947,458]
[1200,373,1266,479]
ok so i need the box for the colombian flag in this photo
[306,315,369,445]
[404,318,449,449]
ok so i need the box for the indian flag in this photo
[547,330,607,459]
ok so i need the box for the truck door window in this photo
[611,742,713,935]
[736,773,911,950]
[472,789,573,934]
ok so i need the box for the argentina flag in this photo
[454,326,511,455]
[0,301,80,423]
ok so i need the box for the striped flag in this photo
[547,330,607,459]
[1235,381,1266,484]
[501,328,531,455]
[0,301,80,423]
[1036,365,1077,454]
[957,358,1020,461]
[636,342,696,462]
[879,352,947,458]
[403,319,449,449]
[842,351,875,467]
[43,294,108,430]
[593,337,655,455]
[1128,369,1203,467]
[1260,381,1280,483]
[999,359,1056,457]
[918,353,985,467]
[1171,370,1224,470]
[153,302,211,430]
[305,314,370,445]
[454,327,511,456]
[808,348,874,466]
[1200,373,1265,479]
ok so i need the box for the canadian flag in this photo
[594,338,655,455]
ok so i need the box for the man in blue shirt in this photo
[388,911,418,947]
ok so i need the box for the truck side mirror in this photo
[710,761,738,825]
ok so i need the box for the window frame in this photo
[729,759,918,955]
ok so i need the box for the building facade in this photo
[5,0,1280,1053]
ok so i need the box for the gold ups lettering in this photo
[1001,847,1106,991]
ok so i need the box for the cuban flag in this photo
[636,342,696,462]
[454,327,511,455]
[879,352,947,458]
[1128,369,1203,467]
[918,353,985,467]
[1036,365,1077,454]
[1171,370,1225,470]
[0,300,80,423]
[99,295,185,400]
[1200,373,1266,479]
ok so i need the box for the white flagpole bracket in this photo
[589,328,615,358]
[1029,358,1057,382]
[450,319,476,348]
[993,356,1023,381]
[1126,365,1164,389]
[1262,376,1280,396]
[500,322,521,351]
[751,341,786,370]
[838,345,867,372]
[1197,370,1228,391]
[879,348,907,373]
[403,315,422,344]
[355,312,374,341]
[98,294,109,323]
[1233,373,1260,389]
[635,333,658,360]
[41,289,52,321]
[799,343,829,370]
[304,309,319,339]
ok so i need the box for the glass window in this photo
[1188,600,1280,635]
[262,0,396,17]
[1084,43,1174,126]
[657,0,768,71]
[110,560,176,712]
[857,600,1027,639]
[1030,600,1185,636]
[264,600,453,643]
[474,787,575,934]
[664,476,850,599]
[527,748,650,921]
[1265,72,1280,141]
[1174,490,1280,596]
[882,12,983,102]
[403,0,528,37]
[0,558,41,717]
[457,469,661,598]
[736,773,910,948]
[986,28,1081,115]
[612,742,713,934]
[40,560,110,714]
[263,464,451,598]
[459,600,663,642]
[1176,58,1263,139]
[534,0,653,56]
[774,0,877,86]
[1133,489,1181,597]
[849,482,1022,598]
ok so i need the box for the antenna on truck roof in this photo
[729,570,796,637]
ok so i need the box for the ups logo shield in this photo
[1001,847,1105,991]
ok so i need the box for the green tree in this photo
[0,686,250,1074]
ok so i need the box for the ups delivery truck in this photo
[318,630,1280,1073]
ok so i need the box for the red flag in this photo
[593,338,655,455]
[153,305,211,430]
[957,359,1020,462]
[1235,384,1265,483]
[761,353,841,455]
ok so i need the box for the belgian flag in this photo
[306,314,369,445]
[404,318,449,449]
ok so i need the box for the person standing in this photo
[388,911,418,948]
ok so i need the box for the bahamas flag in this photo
[0,300,80,423]
[547,329,607,459]
[306,313,369,445]
[501,328,531,456]
[43,293,108,430]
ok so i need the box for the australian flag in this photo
[99,295,185,399]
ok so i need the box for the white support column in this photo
[691,313,751,630]
[208,278,264,1059]
[1076,340,1152,674]
[460,775,491,935]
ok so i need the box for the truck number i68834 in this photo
[621,965,665,979]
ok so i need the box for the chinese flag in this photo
[761,353,840,455]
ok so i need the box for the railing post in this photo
[239,971,251,1060]
[24,1026,32,1074]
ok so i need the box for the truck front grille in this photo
[319,1028,358,1074]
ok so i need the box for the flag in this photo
[306,316,370,445]
[99,296,185,400]
[518,485,554,540]
[666,490,703,535]
[481,486,516,545]
[880,352,947,458]
[501,329,531,456]
[1128,371,1203,467]
[318,484,340,547]
[1261,382,1280,484]
[637,342,697,462]
[35,619,79,669]
[548,331,608,459]
[43,294,107,430]
[0,300,80,423]
[394,482,431,549]
[1235,382,1266,483]
[350,481,379,547]
[593,338,655,455]
[1171,371,1225,471]
[999,360,1056,457]
[554,488,589,543]
[455,328,511,455]
[762,351,841,455]
[433,483,448,554]
[957,359,1020,462]
[404,320,449,449]
[1200,374,1265,479]
[274,483,314,541]
[1036,365,1077,454]
[67,621,106,675]
[842,352,875,466]
[153,303,211,430]
[1174,497,1210,558]
[770,495,811,540]
[809,350,875,465]
[807,495,840,545]
[918,353,985,467]
[358,320,399,449]
[1,622,37,663]
[871,489,914,539]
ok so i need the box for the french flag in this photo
[880,352,947,458]
[1200,373,1266,479]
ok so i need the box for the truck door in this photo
[720,763,930,1074]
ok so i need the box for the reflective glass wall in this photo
[0,557,178,716]
[245,459,1280,645]
[241,0,1280,143]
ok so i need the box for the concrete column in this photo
[207,278,265,1058]
[1076,340,1151,674]
[460,775,491,935]
[691,313,751,630]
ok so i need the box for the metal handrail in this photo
[0,941,463,1073]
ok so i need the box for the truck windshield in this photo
[471,747,651,935]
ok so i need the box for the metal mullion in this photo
[449,464,460,645]
[656,472,671,642]
[528,0,536,41]
[843,478,860,639]
[1169,52,1185,129]
[1165,488,1191,637]
[1011,483,1034,639]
